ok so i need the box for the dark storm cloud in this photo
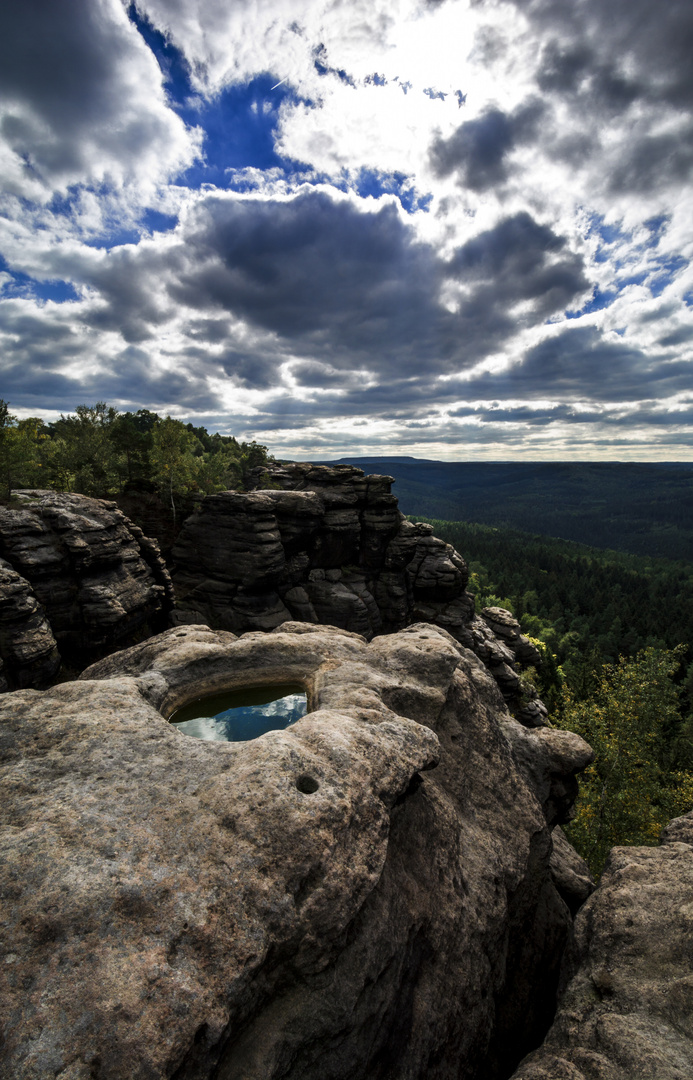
[659,326,693,348]
[78,243,185,343]
[0,302,222,413]
[217,352,281,390]
[607,127,693,195]
[537,43,641,112]
[163,192,588,377]
[519,0,693,110]
[450,402,693,428]
[290,361,361,387]
[240,318,691,429]
[0,0,190,192]
[185,318,233,343]
[1,190,592,409]
[168,191,443,373]
[429,101,545,191]
[447,211,589,321]
[505,0,693,191]
[455,327,693,403]
[0,348,221,414]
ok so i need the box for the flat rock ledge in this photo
[510,812,693,1080]
[0,622,592,1080]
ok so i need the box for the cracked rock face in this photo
[0,622,592,1080]
[0,491,174,686]
[0,557,60,692]
[510,813,693,1080]
[172,463,545,724]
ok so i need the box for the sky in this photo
[1,0,692,461]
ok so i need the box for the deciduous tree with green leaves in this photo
[558,647,693,877]
[0,402,47,499]
[150,416,202,524]
[45,402,120,496]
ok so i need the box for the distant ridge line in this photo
[297,458,693,560]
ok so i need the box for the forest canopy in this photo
[418,517,693,875]
[0,399,272,516]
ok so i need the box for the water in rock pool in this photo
[169,683,307,741]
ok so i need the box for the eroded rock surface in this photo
[511,813,693,1080]
[0,491,174,684]
[172,463,544,723]
[0,557,60,691]
[0,622,592,1080]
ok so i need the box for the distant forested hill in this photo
[417,518,693,669]
[323,458,693,561]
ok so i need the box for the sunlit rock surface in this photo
[172,463,545,724]
[511,813,693,1080]
[0,491,174,685]
[0,621,592,1080]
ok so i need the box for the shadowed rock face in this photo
[0,491,174,685]
[510,812,693,1080]
[172,463,546,725]
[0,622,593,1080]
[0,557,60,691]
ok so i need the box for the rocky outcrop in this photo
[511,813,693,1079]
[0,621,593,1080]
[0,491,174,684]
[0,557,60,691]
[549,826,594,918]
[172,463,545,723]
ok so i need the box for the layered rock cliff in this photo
[172,463,546,725]
[0,621,592,1080]
[0,490,174,687]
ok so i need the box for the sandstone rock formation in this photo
[172,463,545,724]
[0,621,593,1079]
[511,812,693,1080]
[0,490,174,686]
[0,556,60,691]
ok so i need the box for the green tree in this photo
[239,440,272,484]
[194,448,243,493]
[559,647,693,877]
[150,416,201,523]
[110,410,157,488]
[46,402,120,496]
[0,403,46,499]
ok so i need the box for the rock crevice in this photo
[511,812,693,1079]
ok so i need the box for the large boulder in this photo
[511,813,693,1079]
[0,621,592,1080]
[172,464,544,724]
[0,491,174,685]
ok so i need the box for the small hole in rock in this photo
[296,774,320,794]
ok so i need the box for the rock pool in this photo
[169,683,307,741]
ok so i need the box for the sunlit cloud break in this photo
[0,0,692,460]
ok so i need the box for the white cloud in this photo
[0,0,201,209]
[0,0,691,458]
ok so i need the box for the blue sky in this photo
[0,0,692,459]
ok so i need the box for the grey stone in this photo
[0,492,172,680]
[549,827,595,916]
[0,557,60,689]
[0,622,593,1080]
[172,465,545,725]
[511,814,693,1079]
